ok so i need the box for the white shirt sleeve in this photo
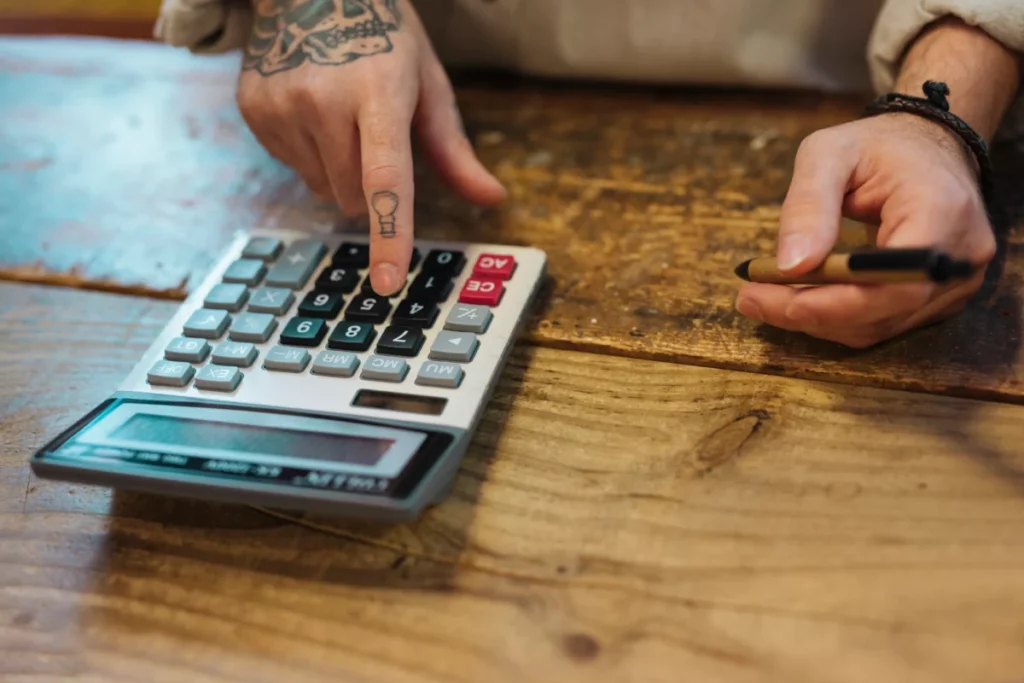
[153,0,252,54]
[867,0,1024,94]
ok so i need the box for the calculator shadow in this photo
[95,354,530,594]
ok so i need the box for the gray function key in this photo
[183,308,230,339]
[312,350,360,377]
[241,237,283,261]
[265,239,327,289]
[165,336,210,363]
[222,258,267,285]
[416,361,464,388]
[147,360,195,387]
[444,304,492,334]
[195,364,243,392]
[203,283,249,311]
[361,355,409,383]
[229,312,277,342]
[428,331,479,363]
[211,341,259,367]
[263,345,310,372]
[248,286,295,315]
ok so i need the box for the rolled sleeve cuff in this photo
[868,0,1024,94]
[154,0,253,54]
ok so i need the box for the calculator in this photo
[30,229,547,522]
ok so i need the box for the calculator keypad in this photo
[160,240,525,393]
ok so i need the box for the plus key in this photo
[472,254,516,280]
[458,277,505,307]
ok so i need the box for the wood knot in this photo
[689,409,769,476]
[562,633,601,662]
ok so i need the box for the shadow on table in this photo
[89,347,534,592]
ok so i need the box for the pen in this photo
[734,248,975,285]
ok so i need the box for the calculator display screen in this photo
[113,414,393,466]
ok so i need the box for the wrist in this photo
[893,17,1020,142]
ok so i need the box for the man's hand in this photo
[735,16,1018,349]
[236,0,506,295]
[734,113,995,348]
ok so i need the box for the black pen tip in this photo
[734,259,751,281]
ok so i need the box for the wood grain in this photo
[3,282,1024,683]
[2,36,1024,404]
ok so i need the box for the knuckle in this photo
[362,163,403,191]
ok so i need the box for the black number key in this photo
[406,271,453,302]
[280,317,328,347]
[421,249,465,276]
[392,297,438,328]
[408,248,421,270]
[332,242,369,268]
[377,326,425,357]
[345,294,392,323]
[316,266,360,293]
[328,321,377,352]
[298,290,344,319]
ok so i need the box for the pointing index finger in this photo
[361,112,414,297]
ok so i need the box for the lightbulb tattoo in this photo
[371,191,399,238]
[243,0,403,76]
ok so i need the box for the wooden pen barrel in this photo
[744,254,935,285]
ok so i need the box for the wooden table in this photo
[3,36,1024,683]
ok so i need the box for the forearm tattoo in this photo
[371,191,399,238]
[243,0,403,75]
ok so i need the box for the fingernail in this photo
[778,235,811,271]
[372,263,400,295]
[736,297,763,321]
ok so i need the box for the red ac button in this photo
[459,277,505,306]
[472,254,516,280]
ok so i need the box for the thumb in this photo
[415,62,506,206]
[776,131,860,273]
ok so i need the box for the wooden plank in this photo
[3,282,1024,682]
[2,37,1024,404]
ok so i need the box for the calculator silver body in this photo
[31,228,547,522]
